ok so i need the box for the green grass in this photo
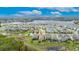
[0,30,79,51]
[24,36,79,51]
[0,34,24,51]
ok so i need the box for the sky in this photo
[0,7,79,17]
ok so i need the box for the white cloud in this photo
[53,7,79,12]
[51,11,61,17]
[32,10,42,15]
[71,8,79,12]
[0,10,42,18]
[19,10,42,15]
[12,14,24,17]
[38,7,79,12]
[19,11,32,15]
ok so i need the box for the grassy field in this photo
[25,38,79,51]
[0,30,79,51]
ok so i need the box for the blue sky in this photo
[0,7,79,17]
